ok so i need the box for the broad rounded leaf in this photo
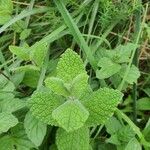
[56,127,89,150]
[0,98,26,113]
[119,65,140,84]
[29,91,64,126]
[9,46,30,61]
[24,112,47,147]
[96,57,121,79]
[52,99,89,132]
[30,42,48,67]
[45,77,69,97]
[125,138,142,150]
[84,88,123,126]
[0,112,18,134]
[57,49,86,82]
[70,73,89,99]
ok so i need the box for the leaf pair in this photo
[96,43,140,84]
[0,96,26,134]
[28,49,123,150]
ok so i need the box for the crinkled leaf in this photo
[106,43,136,63]
[119,65,140,84]
[57,49,86,82]
[125,138,142,150]
[30,42,48,67]
[0,112,18,134]
[45,77,69,97]
[0,0,13,14]
[0,98,26,113]
[117,126,135,142]
[52,100,89,132]
[29,91,64,126]
[9,46,30,61]
[84,88,123,126]
[56,127,89,150]
[96,57,121,79]
[24,112,47,147]
[70,73,89,99]
[0,14,11,25]
[23,69,40,88]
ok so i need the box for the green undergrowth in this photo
[0,0,150,150]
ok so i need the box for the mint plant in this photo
[28,49,123,149]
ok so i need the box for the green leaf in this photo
[0,135,14,150]
[9,46,30,61]
[84,88,123,126]
[52,99,89,132]
[10,123,35,150]
[0,98,26,113]
[70,73,89,99]
[143,118,150,142]
[117,126,135,142]
[56,127,89,150]
[23,69,40,88]
[137,98,150,111]
[13,65,40,88]
[45,77,69,97]
[96,57,121,79]
[0,15,11,25]
[105,116,122,134]
[24,112,47,147]
[106,134,121,145]
[119,65,140,84]
[0,0,13,14]
[57,49,86,82]
[106,43,136,63]
[125,138,142,150]
[0,112,18,134]
[20,29,31,40]
[29,91,64,126]
[30,42,48,67]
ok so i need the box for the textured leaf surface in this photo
[52,100,89,132]
[29,91,64,125]
[24,112,47,146]
[56,127,89,150]
[70,73,89,99]
[57,49,86,82]
[30,42,48,67]
[9,46,30,60]
[0,112,18,134]
[9,124,35,150]
[0,0,13,14]
[96,57,121,79]
[125,138,142,150]
[0,98,26,113]
[84,88,123,126]
[119,65,140,84]
[106,43,136,63]
[45,77,69,97]
[0,0,13,25]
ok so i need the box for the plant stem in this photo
[37,47,50,90]
[132,0,142,124]
[118,3,148,91]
